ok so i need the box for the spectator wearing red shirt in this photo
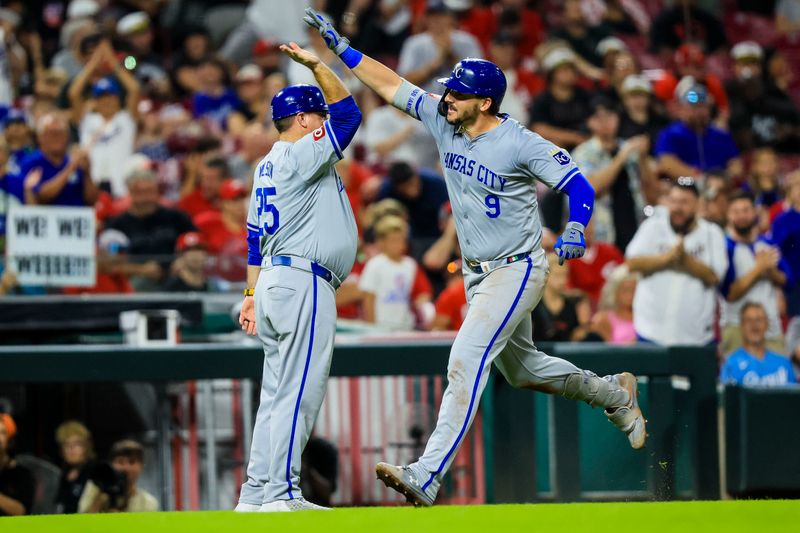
[64,229,134,295]
[567,223,625,306]
[337,159,373,233]
[441,0,545,60]
[490,0,544,59]
[652,44,729,122]
[444,0,496,55]
[432,260,467,331]
[194,179,247,255]
[336,259,365,321]
[194,179,248,281]
[178,153,228,218]
[489,32,544,124]
[163,232,212,292]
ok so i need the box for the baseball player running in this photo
[303,9,646,507]
[235,43,361,512]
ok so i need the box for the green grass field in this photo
[2,500,797,532]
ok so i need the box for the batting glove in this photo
[303,7,351,55]
[554,221,586,265]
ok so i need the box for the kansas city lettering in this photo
[443,152,507,191]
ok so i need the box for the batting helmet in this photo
[271,84,329,122]
[436,58,507,111]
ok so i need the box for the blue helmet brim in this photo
[437,76,478,95]
[272,105,328,122]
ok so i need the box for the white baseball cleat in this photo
[259,498,331,512]
[234,502,261,512]
[605,372,647,449]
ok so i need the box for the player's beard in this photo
[446,103,480,128]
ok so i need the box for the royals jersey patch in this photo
[313,126,326,141]
[551,149,571,166]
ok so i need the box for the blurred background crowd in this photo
[2,0,800,517]
[0,0,798,382]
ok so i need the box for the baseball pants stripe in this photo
[422,257,533,491]
[239,266,336,505]
[285,275,318,499]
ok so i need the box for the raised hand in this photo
[279,42,321,69]
[23,168,43,192]
[303,7,350,55]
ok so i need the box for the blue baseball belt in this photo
[263,255,341,288]
[464,252,531,274]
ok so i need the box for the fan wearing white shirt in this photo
[718,190,789,356]
[359,215,433,331]
[68,39,140,197]
[625,178,728,346]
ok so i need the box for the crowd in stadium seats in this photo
[0,0,798,379]
[0,415,158,516]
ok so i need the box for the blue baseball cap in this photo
[3,108,27,126]
[91,77,122,98]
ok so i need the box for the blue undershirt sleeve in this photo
[327,96,362,151]
[247,226,262,267]
[559,172,595,228]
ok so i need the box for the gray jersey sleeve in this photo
[394,83,450,143]
[514,129,583,192]
[288,120,343,183]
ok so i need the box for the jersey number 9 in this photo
[484,194,500,219]
[256,186,280,235]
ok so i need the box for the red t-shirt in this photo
[63,273,133,295]
[193,211,246,255]
[194,211,248,281]
[178,190,218,219]
[457,6,497,55]
[337,261,364,320]
[343,160,372,232]
[567,242,624,304]
[653,71,729,112]
[435,278,468,331]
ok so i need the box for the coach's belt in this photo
[464,252,531,274]
[264,255,340,288]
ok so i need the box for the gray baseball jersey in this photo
[240,118,357,506]
[246,120,358,281]
[402,89,583,263]
[383,86,635,502]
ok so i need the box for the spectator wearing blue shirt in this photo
[721,302,797,386]
[3,110,34,177]
[655,79,742,180]
[191,57,243,131]
[20,113,98,207]
[772,174,800,318]
[719,191,790,356]
[0,110,35,236]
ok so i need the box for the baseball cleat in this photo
[259,498,331,512]
[375,462,434,507]
[605,372,647,449]
[234,502,261,512]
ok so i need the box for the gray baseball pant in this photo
[410,251,628,497]
[239,265,336,504]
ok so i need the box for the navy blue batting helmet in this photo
[271,84,329,122]
[437,58,507,108]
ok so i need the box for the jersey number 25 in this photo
[255,187,280,235]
